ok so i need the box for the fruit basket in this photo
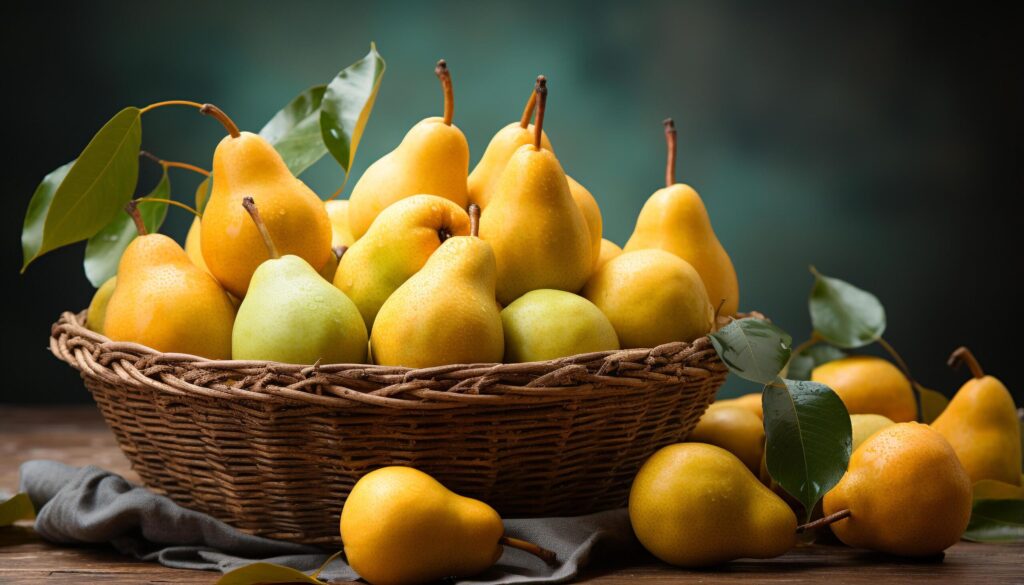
[50,309,730,546]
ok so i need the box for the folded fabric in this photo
[18,460,640,583]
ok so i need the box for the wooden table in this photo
[1,406,1021,584]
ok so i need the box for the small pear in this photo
[199,105,332,298]
[334,195,470,329]
[86,276,117,334]
[232,198,367,365]
[823,423,971,557]
[582,249,713,348]
[715,392,763,419]
[371,205,504,367]
[595,239,623,270]
[184,217,211,274]
[932,347,1021,485]
[105,203,236,358]
[341,467,554,585]
[348,60,469,239]
[688,403,765,474]
[624,119,739,315]
[629,443,797,567]
[850,414,895,451]
[325,199,356,248]
[501,289,619,362]
[567,176,603,269]
[811,356,917,422]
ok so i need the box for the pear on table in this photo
[371,204,504,368]
[199,105,332,298]
[347,60,469,239]
[689,402,765,474]
[232,197,367,365]
[104,202,236,359]
[624,119,739,315]
[478,77,594,305]
[811,356,917,423]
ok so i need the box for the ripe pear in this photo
[348,61,469,239]
[716,392,763,419]
[325,199,356,248]
[86,276,117,335]
[932,347,1021,485]
[231,198,366,365]
[688,403,765,474]
[341,467,554,585]
[334,195,470,329]
[582,249,714,348]
[200,106,331,298]
[629,443,797,567]
[595,239,622,270]
[624,119,739,315]
[105,203,236,359]
[850,414,895,451]
[184,217,211,274]
[501,289,619,362]
[823,422,971,556]
[371,205,504,367]
[567,176,603,269]
[811,356,917,422]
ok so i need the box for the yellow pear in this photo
[629,443,797,567]
[334,195,470,329]
[86,276,117,335]
[199,106,331,298]
[624,119,739,315]
[688,403,764,474]
[105,203,236,359]
[325,199,356,248]
[850,414,895,451]
[811,356,917,422]
[341,467,554,585]
[184,217,211,274]
[823,423,971,557]
[932,347,1021,485]
[567,176,603,269]
[371,205,504,367]
[582,249,713,348]
[348,60,469,239]
[716,392,763,419]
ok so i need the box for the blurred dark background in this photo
[4,1,1021,404]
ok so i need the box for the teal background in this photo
[5,2,1021,403]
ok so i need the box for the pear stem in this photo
[124,201,147,236]
[333,245,349,261]
[140,151,210,177]
[435,60,454,126]
[199,103,241,138]
[468,203,481,237]
[519,88,537,129]
[138,99,204,114]
[796,508,851,534]
[664,118,677,187]
[242,196,280,259]
[533,76,547,150]
[500,536,557,565]
[948,346,984,379]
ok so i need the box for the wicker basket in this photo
[50,310,730,546]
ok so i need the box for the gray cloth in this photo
[18,460,640,583]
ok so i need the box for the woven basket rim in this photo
[52,309,746,410]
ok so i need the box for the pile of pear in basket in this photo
[42,62,744,546]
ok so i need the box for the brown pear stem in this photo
[140,151,210,177]
[199,103,241,138]
[138,99,205,115]
[468,203,481,237]
[663,118,677,187]
[242,197,280,259]
[435,60,454,126]
[533,76,547,150]
[500,536,557,565]
[796,508,851,534]
[948,346,984,379]
[519,88,537,129]
[333,245,348,261]
[124,200,147,236]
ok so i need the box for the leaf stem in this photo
[500,536,557,565]
[139,100,204,114]
[796,508,851,533]
[140,151,210,177]
[663,118,677,187]
[435,59,454,126]
[327,174,350,202]
[135,197,201,219]
[948,346,984,379]
[242,196,280,259]
[877,337,914,382]
[791,333,821,357]
[533,76,547,150]
[519,87,537,129]
[124,201,147,236]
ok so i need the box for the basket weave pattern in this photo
[51,310,728,546]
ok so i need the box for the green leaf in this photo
[259,85,328,176]
[764,379,852,521]
[321,43,386,176]
[786,343,848,381]
[21,107,142,271]
[21,160,75,270]
[0,493,35,526]
[195,175,212,214]
[83,170,171,287]
[962,500,1024,542]
[709,318,793,385]
[808,267,886,348]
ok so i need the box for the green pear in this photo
[232,198,367,364]
[86,276,117,334]
[629,443,797,567]
[501,289,619,362]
